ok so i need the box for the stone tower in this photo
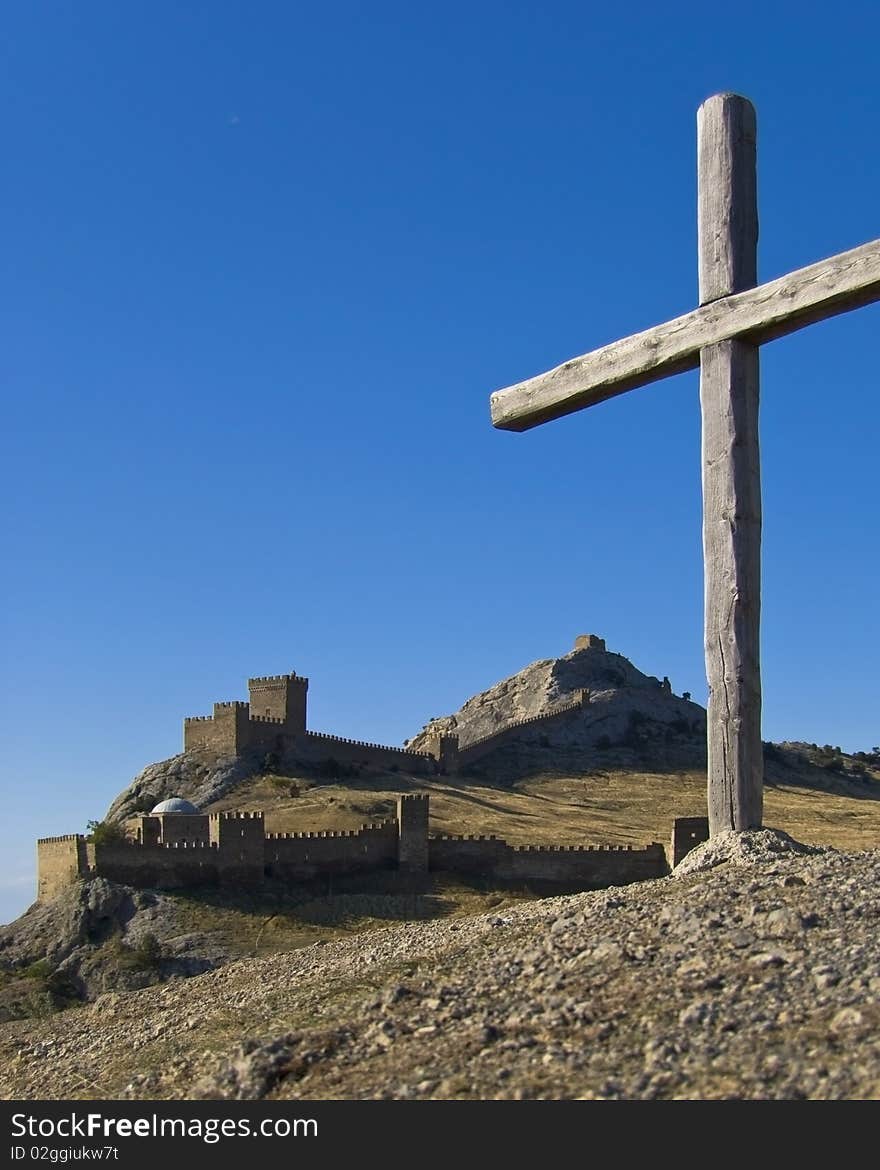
[574,633,606,651]
[247,673,309,734]
[397,794,429,875]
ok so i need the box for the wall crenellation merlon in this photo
[305,730,430,756]
[248,673,306,684]
[37,793,672,901]
[460,694,589,757]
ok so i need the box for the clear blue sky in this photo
[2,2,878,923]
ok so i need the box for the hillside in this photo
[3,636,878,1041]
[3,831,880,1099]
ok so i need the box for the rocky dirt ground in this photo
[2,830,879,1101]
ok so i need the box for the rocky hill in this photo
[5,635,877,1060]
[105,637,709,826]
[405,636,706,769]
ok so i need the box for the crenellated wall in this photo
[429,833,667,886]
[456,691,592,768]
[36,835,92,902]
[265,819,398,881]
[37,796,669,902]
[94,839,221,889]
[299,730,434,773]
[182,670,436,771]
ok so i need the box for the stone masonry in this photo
[183,672,451,773]
[36,797,677,901]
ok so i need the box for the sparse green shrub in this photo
[85,820,128,846]
[109,932,164,972]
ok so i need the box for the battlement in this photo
[184,716,213,724]
[305,730,430,757]
[37,793,669,901]
[249,714,285,725]
[431,833,500,842]
[209,810,264,820]
[265,819,396,842]
[248,672,307,684]
[215,700,250,710]
[460,694,588,763]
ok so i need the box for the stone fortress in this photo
[37,634,708,903]
[181,665,597,776]
[37,794,671,903]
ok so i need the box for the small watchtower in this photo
[248,672,309,734]
[574,633,606,652]
[397,794,429,875]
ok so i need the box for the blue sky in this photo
[2,2,878,923]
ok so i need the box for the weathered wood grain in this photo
[490,236,880,431]
[699,94,763,833]
[698,91,757,303]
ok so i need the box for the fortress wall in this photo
[429,835,667,887]
[495,841,667,885]
[155,814,211,845]
[36,835,90,902]
[300,730,435,773]
[264,819,398,881]
[458,697,587,767]
[93,840,221,889]
[427,835,509,876]
[184,716,228,752]
[210,811,265,886]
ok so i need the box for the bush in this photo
[110,932,164,972]
[85,820,128,847]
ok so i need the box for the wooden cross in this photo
[490,93,880,836]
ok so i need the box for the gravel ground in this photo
[2,830,879,1101]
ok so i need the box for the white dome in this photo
[150,798,200,814]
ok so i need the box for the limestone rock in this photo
[405,638,706,770]
[104,750,256,824]
[0,877,230,1011]
[673,829,823,876]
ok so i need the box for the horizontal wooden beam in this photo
[490,238,880,431]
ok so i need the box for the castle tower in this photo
[574,633,606,652]
[209,811,265,886]
[397,794,429,875]
[437,733,460,774]
[248,673,309,734]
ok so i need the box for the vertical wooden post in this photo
[697,93,763,833]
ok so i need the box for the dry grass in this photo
[208,758,880,855]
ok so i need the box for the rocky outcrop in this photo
[104,750,258,824]
[0,877,229,1013]
[406,639,706,770]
